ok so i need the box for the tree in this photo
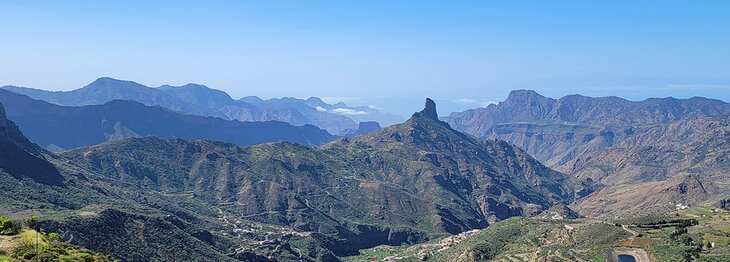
[679,234,693,246]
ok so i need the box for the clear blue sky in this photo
[1,1,730,117]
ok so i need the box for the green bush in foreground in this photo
[0,216,21,236]
[0,214,114,262]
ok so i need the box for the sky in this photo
[1,1,730,117]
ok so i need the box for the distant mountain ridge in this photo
[0,90,335,150]
[445,90,730,217]
[2,77,403,134]
[444,90,730,167]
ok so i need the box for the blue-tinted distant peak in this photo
[82,77,150,92]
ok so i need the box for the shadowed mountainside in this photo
[0,103,63,185]
[0,89,336,150]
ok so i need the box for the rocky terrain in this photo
[444,90,730,168]
[445,90,730,217]
[0,99,574,261]
[567,115,730,217]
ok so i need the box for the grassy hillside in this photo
[0,215,113,262]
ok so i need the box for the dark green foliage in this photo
[572,223,631,248]
[42,209,235,262]
[25,216,38,230]
[48,232,61,240]
[0,216,20,235]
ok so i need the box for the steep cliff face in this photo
[0,103,63,185]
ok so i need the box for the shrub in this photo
[0,217,22,236]
[76,252,94,262]
[0,217,11,229]
[48,232,61,241]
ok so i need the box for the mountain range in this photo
[445,90,730,217]
[0,98,572,261]
[1,77,403,135]
[445,90,730,168]
[0,89,335,151]
[2,83,730,261]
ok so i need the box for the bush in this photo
[0,217,22,236]
[76,252,94,262]
[48,232,61,241]
[0,217,11,229]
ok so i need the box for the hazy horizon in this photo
[2,1,730,116]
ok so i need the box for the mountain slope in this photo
[567,115,730,217]
[0,102,244,261]
[62,98,574,258]
[444,90,730,168]
[0,90,335,150]
[2,78,401,134]
[0,103,63,185]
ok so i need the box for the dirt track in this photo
[606,247,650,262]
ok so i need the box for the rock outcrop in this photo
[337,121,381,137]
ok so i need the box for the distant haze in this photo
[1,1,729,116]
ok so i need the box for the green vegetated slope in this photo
[0,214,114,262]
[0,100,575,261]
[349,206,730,262]
[60,100,573,260]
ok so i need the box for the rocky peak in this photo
[506,89,543,100]
[421,98,438,119]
